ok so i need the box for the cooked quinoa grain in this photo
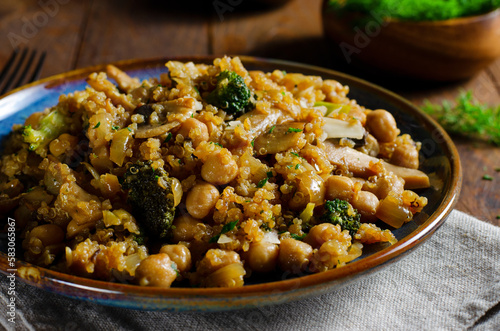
[0,56,429,288]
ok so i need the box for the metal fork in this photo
[0,48,46,95]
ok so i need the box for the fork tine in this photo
[0,48,29,95]
[12,49,37,90]
[28,51,46,83]
[0,49,20,84]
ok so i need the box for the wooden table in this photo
[1,0,499,225]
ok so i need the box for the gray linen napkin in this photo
[1,209,499,331]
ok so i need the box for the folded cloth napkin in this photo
[1,210,499,331]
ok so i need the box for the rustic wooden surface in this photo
[0,0,499,225]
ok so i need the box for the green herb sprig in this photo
[209,220,239,243]
[422,92,500,146]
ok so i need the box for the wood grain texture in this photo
[76,0,210,68]
[0,0,88,77]
[211,0,330,67]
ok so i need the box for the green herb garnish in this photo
[209,220,239,243]
[287,127,302,133]
[290,233,307,240]
[257,178,268,188]
[268,125,276,134]
[482,174,493,180]
[164,132,172,143]
[327,0,500,22]
[422,92,500,146]
[93,122,101,129]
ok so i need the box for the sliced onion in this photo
[323,117,365,140]
[217,234,233,244]
[262,230,280,244]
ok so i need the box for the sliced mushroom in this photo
[253,122,307,155]
[135,121,180,139]
[324,141,430,189]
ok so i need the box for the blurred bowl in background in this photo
[322,3,500,81]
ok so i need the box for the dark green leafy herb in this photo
[287,127,302,133]
[257,178,268,188]
[482,174,493,181]
[327,0,500,21]
[209,220,239,243]
[93,122,101,129]
[422,92,500,146]
[290,233,307,240]
[164,132,173,143]
[268,125,276,134]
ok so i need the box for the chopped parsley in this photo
[287,127,302,133]
[164,132,173,143]
[268,125,276,134]
[295,164,300,170]
[257,171,273,188]
[482,174,493,181]
[290,233,306,240]
[209,220,239,243]
[251,138,255,147]
[422,91,500,146]
[93,122,101,129]
[112,125,120,130]
[257,178,268,188]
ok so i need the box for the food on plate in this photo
[0,56,429,288]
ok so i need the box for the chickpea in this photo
[358,134,379,157]
[197,249,242,276]
[365,174,405,200]
[351,190,379,222]
[160,244,192,274]
[390,143,419,169]
[201,152,238,185]
[176,118,209,148]
[135,253,177,287]
[186,182,219,219]
[325,175,355,202]
[243,241,279,273]
[304,223,349,249]
[29,224,64,246]
[278,238,313,274]
[366,109,399,143]
[171,214,201,243]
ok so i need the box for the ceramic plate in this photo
[0,56,461,311]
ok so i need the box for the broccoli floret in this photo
[321,199,361,237]
[121,161,176,239]
[22,108,67,154]
[206,70,252,115]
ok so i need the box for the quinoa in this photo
[0,56,429,288]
